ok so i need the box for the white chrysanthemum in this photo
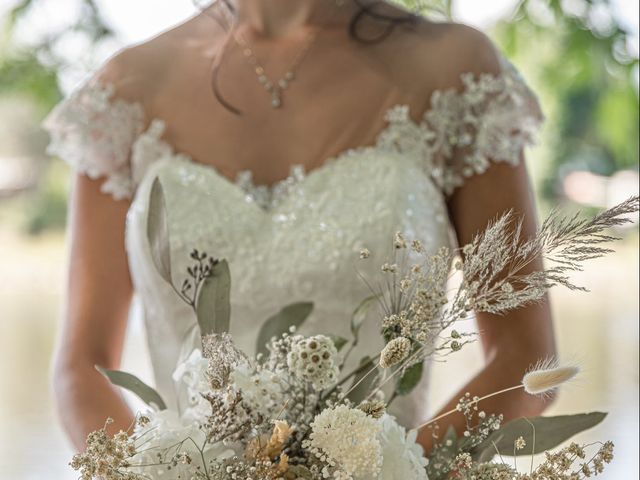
[287,335,340,390]
[378,415,428,480]
[172,348,211,421]
[229,364,287,419]
[304,405,382,479]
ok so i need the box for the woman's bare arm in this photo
[52,174,135,451]
[416,159,557,452]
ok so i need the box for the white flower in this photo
[172,348,211,421]
[229,364,287,419]
[287,335,340,390]
[378,414,428,480]
[173,349,209,390]
[303,405,382,479]
[394,232,407,249]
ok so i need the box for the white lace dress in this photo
[42,54,543,427]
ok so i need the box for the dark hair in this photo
[199,0,419,114]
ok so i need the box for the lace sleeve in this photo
[424,56,544,195]
[42,78,145,200]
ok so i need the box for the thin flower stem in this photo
[185,436,211,480]
[340,342,356,368]
[335,353,381,388]
[417,384,524,430]
[524,417,536,473]
[341,362,380,398]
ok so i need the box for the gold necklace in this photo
[232,0,345,109]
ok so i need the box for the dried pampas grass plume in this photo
[522,360,579,395]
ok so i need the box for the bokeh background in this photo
[0,0,638,479]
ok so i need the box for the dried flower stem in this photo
[418,384,524,430]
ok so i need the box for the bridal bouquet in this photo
[70,181,637,480]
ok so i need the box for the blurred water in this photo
[0,227,637,479]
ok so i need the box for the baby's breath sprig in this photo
[451,440,615,480]
[69,418,143,480]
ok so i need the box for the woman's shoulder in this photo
[93,10,226,108]
[407,19,504,90]
[359,9,508,104]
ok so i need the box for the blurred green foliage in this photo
[1,0,113,107]
[0,52,59,110]
[0,0,637,234]
[493,0,639,197]
[1,0,115,233]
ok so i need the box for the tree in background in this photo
[0,0,637,233]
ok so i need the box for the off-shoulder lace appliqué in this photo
[378,59,544,194]
[43,59,543,202]
[43,81,145,200]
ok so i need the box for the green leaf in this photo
[350,296,377,345]
[429,425,458,460]
[328,335,349,352]
[473,412,608,462]
[96,366,167,411]
[395,361,424,396]
[426,425,459,480]
[346,356,378,405]
[146,178,172,284]
[256,302,314,357]
[196,260,232,336]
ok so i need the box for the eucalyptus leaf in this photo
[147,177,172,284]
[473,412,608,462]
[442,425,458,451]
[196,260,231,336]
[346,356,378,405]
[426,425,459,480]
[395,360,424,396]
[350,296,377,345]
[328,335,349,352]
[255,302,314,358]
[96,366,167,411]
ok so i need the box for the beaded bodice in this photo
[43,54,543,427]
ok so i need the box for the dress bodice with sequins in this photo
[42,54,543,427]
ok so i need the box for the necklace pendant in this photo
[271,91,282,108]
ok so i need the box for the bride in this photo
[44,0,556,455]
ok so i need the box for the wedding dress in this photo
[42,52,542,428]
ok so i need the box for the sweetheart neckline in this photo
[134,104,422,210]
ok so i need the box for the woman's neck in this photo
[234,0,342,37]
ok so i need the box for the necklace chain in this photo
[231,0,346,109]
